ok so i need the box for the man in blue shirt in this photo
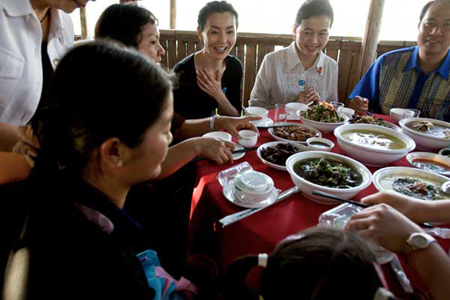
[349,0,450,121]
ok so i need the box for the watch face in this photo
[412,235,428,248]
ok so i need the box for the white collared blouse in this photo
[249,42,338,109]
[0,0,74,125]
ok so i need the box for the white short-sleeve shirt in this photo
[0,0,74,125]
[249,42,338,109]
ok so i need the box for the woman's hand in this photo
[295,88,321,104]
[196,69,225,101]
[361,191,428,223]
[349,96,369,115]
[346,204,424,253]
[195,137,235,165]
[214,116,260,139]
[12,125,40,167]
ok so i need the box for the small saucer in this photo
[232,143,245,160]
[223,181,279,208]
[251,117,273,127]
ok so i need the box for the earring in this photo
[117,160,123,167]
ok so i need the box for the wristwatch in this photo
[402,232,436,256]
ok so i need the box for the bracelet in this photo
[210,114,219,131]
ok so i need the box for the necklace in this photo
[40,9,50,24]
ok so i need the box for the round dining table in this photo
[188,111,450,298]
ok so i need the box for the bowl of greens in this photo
[299,102,349,134]
[286,151,372,204]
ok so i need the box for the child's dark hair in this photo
[95,3,159,48]
[295,0,334,27]
[225,227,383,300]
[31,41,173,176]
[197,1,239,31]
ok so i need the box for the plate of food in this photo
[257,141,309,171]
[373,167,449,200]
[268,123,321,143]
[349,115,400,132]
[299,102,349,133]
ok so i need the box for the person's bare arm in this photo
[174,116,260,141]
[156,137,235,180]
[347,204,450,300]
[362,191,450,224]
[0,122,21,152]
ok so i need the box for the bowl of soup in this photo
[399,118,450,151]
[334,124,416,167]
[286,151,372,204]
[373,167,449,201]
[406,152,450,176]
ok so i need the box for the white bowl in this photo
[202,131,232,141]
[334,124,415,167]
[373,167,449,201]
[245,106,269,118]
[342,107,355,118]
[257,141,309,171]
[286,151,372,204]
[234,171,275,204]
[406,152,450,176]
[299,113,349,134]
[268,122,321,143]
[399,118,450,151]
[390,108,406,123]
[306,137,334,152]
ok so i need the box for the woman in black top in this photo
[173,1,243,119]
[20,41,177,299]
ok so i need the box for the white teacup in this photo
[238,130,258,148]
[390,108,406,123]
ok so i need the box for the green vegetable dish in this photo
[293,158,363,188]
[391,177,444,200]
[300,102,344,123]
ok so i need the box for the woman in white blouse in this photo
[0,0,93,151]
[249,0,338,109]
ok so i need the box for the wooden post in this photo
[357,0,385,79]
[170,0,176,29]
[80,6,88,40]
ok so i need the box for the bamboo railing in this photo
[159,30,416,106]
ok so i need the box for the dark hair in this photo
[31,41,173,176]
[419,1,450,23]
[225,227,382,300]
[197,1,239,31]
[295,0,334,28]
[95,4,159,48]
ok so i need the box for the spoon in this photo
[441,181,450,196]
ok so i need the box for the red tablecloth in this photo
[188,112,450,297]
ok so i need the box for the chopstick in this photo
[312,190,433,228]
[192,146,258,163]
[312,191,368,208]
[259,124,299,129]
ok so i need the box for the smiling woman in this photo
[172,0,243,119]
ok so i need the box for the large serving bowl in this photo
[373,167,449,201]
[299,112,349,134]
[399,118,450,151]
[286,151,372,204]
[334,124,416,167]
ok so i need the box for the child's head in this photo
[95,4,165,63]
[226,227,391,299]
[32,41,174,183]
